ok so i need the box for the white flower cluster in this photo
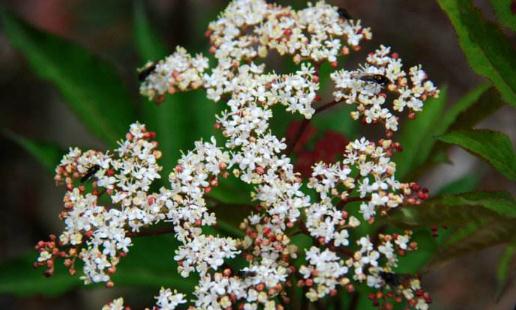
[36,123,165,284]
[299,247,349,301]
[331,45,439,132]
[139,46,209,101]
[39,1,439,309]
[207,0,371,66]
[101,288,186,310]
[308,138,412,224]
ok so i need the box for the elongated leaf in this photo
[133,3,216,173]
[418,86,504,176]
[391,192,516,265]
[394,87,448,179]
[495,242,516,300]
[392,191,516,227]
[0,235,195,297]
[0,254,81,297]
[439,129,516,181]
[443,85,501,132]
[133,0,168,62]
[489,0,516,31]
[432,217,516,264]
[438,0,516,106]
[436,174,481,195]
[3,130,63,173]
[1,12,136,145]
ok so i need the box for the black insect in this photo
[337,7,353,20]
[265,0,275,4]
[359,74,391,88]
[138,62,157,82]
[379,271,401,286]
[237,270,257,278]
[80,165,100,183]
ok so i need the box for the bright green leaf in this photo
[1,12,136,146]
[438,0,516,105]
[3,130,63,173]
[394,87,448,180]
[489,0,516,31]
[439,129,516,181]
[495,242,516,300]
[420,86,504,174]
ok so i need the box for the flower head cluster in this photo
[35,123,164,284]
[139,46,209,101]
[37,1,439,309]
[331,45,439,133]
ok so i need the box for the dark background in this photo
[0,0,514,309]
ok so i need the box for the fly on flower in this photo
[357,73,392,88]
[337,7,353,20]
[137,62,157,82]
[80,164,100,183]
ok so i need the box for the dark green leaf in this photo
[391,192,516,265]
[1,12,136,145]
[489,0,516,31]
[442,85,500,132]
[0,254,81,297]
[0,235,194,297]
[433,217,516,264]
[439,129,516,181]
[133,0,168,62]
[438,0,516,105]
[394,87,448,179]
[391,191,516,227]
[113,235,196,292]
[3,130,63,173]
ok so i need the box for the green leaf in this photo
[400,192,516,226]
[419,86,504,174]
[433,217,516,264]
[394,87,448,179]
[441,85,501,132]
[489,0,516,31]
[495,242,516,300]
[1,12,136,146]
[133,3,216,173]
[0,254,81,297]
[439,129,516,181]
[391,192,516,265]
[3,130,63,173]
[438,0,516,106]
[133,0,168,62]
[0,235,195,297]
[436,173,481,195]
[395,229,438,273]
